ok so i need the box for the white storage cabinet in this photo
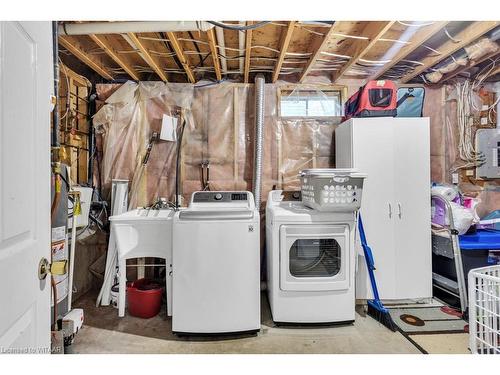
[336,117,432,301]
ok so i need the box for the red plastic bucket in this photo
[126,278,164,319]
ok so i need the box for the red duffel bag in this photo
[344,80,397,119]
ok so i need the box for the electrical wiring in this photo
[359,58,392,64]
[450,80,487,172]
[397,21,436,27]
[378,38,411,45]
[188,31,205,68]
[285,51,313,56]
[177,37,209,46]
[116,49,141,54]
[332,33,369,41]
[320,51,351,59]
[301,27,325,37]
[58,57,71,123]
[251,45,281,54]
[444,27,461,43]
[422,44,442,55]
[297,21,334,28]
[401,59,425,66]
[207,21,271,31]
[311,67,340,71]
[149,50,177,57]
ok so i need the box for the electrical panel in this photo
[476,128,500,179]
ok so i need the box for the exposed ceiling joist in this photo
[333,21,395,82]
[206,28,222,81]
[299,23,343,83]
[89,34,140,81]
[244,22,253,83]
[125,33,168,81]
[272,21,296,83]
[400,21,499,83]
[59,35,114,80]
[166,32,196,83]
[372,21,450,80]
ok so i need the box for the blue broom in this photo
[358,214,396,331]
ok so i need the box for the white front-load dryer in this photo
[266,190,357,324]
[172,191,260,334]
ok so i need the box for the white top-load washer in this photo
[266,182,363,324]
[172,191,260,334]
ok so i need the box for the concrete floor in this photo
[71,291,423,354]
[411,334,470,354]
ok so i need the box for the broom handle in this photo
[358,214,382,302]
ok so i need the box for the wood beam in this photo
[372,21,450,80]
[299,23,344,83]
[333,21,395,82]
[400,21,499,83]
[272,21,297,83]
[440,50,500,83]
[206,28,222,81]
[126,33,168,82]
[59,35,114,80]
[89,34,140,81]
[244,22,253,83]
[166,32,196,83]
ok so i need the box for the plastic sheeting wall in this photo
[94,82,342,211]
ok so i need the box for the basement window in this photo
[280,89,343,118]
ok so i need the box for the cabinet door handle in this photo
[388,203,392,218]
[398,203,402,219]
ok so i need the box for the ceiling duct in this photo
[58,21,214,36]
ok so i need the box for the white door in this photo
[279,224,349,291]
[393,119,432,299]
[351,119,396,299]
[0,22,52,353]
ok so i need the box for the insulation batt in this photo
[425,71,443,83]
[464,37,499,61]
[439,58,468,74]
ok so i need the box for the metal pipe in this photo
[52,21,60,147]
[58,21,214,36]
[253,74,265,209]
[215,26,227,74]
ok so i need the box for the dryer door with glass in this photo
[279,224,350,291]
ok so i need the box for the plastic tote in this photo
[468,265,500,354]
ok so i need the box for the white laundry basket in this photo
[468,265,500,354]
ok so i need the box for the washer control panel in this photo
[192,191,248,203]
